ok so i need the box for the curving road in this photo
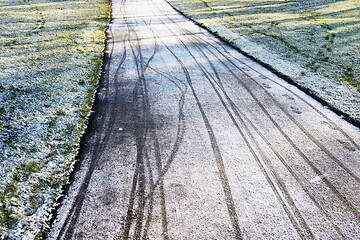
[49,0,360,239]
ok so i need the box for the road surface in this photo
[49,0,360,239]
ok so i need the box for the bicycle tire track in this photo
[185,23,359,235]
[174,23,360,220]
[184,29,356,237]
[151,1,359,237]
[157,33,243,238]
[150,5,314,237]
[163,26,313,239]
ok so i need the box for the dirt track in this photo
[49,0,360,239]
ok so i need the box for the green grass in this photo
[0,0,110,238]
[168,0,360,123]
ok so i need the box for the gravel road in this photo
[49,0,360,239]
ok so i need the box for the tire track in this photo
[161,10,360,222]
[160,6,360,228]
[152,129,170,240]
[116,2,186,238]
[187,45,315,239]
[121,8,154,239]
[141,146,155,240]
[207,46,360,220]
[188,24,360,230]
[183,29,358,230]
[149,22,243,238]
[141,68,187,205]
[163,27,313,239]
[188,39,347,238]
[213,41,360,151]
[194,33,360,180]
[152,1,320,238]
[149,4,311,238]
[186,26,358,225]
[169,4,359,184]
[112,3,148,239]
[56,2,130,238]
[152,1,359,237]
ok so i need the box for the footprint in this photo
[282,94,295,100]
[102,188,119,206]
[320,120,337,130]
[290,106,302,114]
[337,139,356,152]
[260,75,267,79]
[171,183,187,197]
[262,83,271,89]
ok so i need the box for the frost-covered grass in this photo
[167,0,360,123]
[0,0,109,238]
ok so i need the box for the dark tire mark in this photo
[171,21,360,222]
[141,146,155,240]
[116,2,186,239]
[200,32,360,162]
[153,2,359,237]
[171,31,313,239]
[220,45,360,152]
[153,29,243,239]
[162,8,360,185]
[183,19,360,185]
[57,3,130,238]
[152,129,169,240]
[192,44,346,237]
[196,34,360,221]
[150,4,310,238]
[121,8,152,239]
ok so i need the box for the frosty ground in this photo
[50,0,360,239]
[0,0,359,239]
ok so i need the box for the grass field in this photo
[168,0,360,123]
[0,0,109,238]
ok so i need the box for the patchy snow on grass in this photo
[167,0,360,123]
[0,0,109,238]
